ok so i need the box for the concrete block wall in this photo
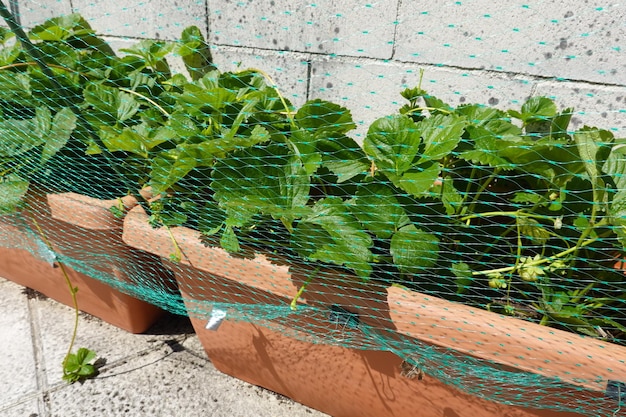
[10,0,626,137]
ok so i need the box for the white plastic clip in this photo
[205,308,227,331]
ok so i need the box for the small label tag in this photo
[205,308,227,331]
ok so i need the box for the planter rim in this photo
[46,192,138,231]
[123,204,626,394]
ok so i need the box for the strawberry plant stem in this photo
[28,213,82,376]
[473,226,610,277]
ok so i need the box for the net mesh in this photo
[0,1,625,415]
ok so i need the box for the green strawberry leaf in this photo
[293,197,373,279]
[363,114,422,177]
[0,175,29,214]
[390,224,439,275]
[295,99,356,134]
[347,183,410,239]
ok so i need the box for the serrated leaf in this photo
[293,197,373,278]
[511,192,545,205]
[423,95,453,113]
[198,125,271,160]
[76,347,97,364]
[178,26,216,80]
[0,107,54,158]
[295,99,356,134]
[316,134,370,182]
[29,13,94,42]
[400,86,427,103]
[289,129,322,176]
[0,72,32,105]
[347,184,410,239]
[391,162,441,198]
[120,39,175,68]
[363,115,422,177]
[83,84,140,124]
[603,142,626,190]
[416,113,465,163]
[608,190,626,250]
[100,127,149,158]
[78,364,96,376]
[220,225,241,252]
[168,112,200,139]
[176,84,237,119]
[0,176,29,214]
[63,347,97,383]
[40,108,77,164]
[0,41,19,66]
[0,107,75,165]
[390,224,439,275]
[452,262,473,294]
[518,97,558,121]
[440,176,463,215]
[455,104,502,126]
[211,145,310,225]
[459,126,516,169]
[574,129,602,179]
[498,136,585,186]
[149,146,199,194]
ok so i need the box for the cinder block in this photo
[208,0,397,59]
[71,0,208,40]
[533,81,626,134]
[211,45,310,108]
[15,0,72,28]
[309,58,536,140]
[395,1,625,85]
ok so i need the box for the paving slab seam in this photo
[0,392,42,415]
[26,293,51,417]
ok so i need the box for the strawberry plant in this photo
[150,77,626,343]
[0,12,215,382]
[1,13,624,346]
[0,13,215,210]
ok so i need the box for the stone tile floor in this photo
[0,277,328,417]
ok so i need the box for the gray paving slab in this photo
[0,279,38,407]
[32,295,178,387]
[0,277,329,417]
[0,397,42,417]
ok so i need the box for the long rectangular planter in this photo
[0,190,172,333]
[123,204,626,416]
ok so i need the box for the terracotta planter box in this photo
[0,190,173,333]
[123,205,626,417]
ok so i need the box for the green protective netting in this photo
[0,2,625,415]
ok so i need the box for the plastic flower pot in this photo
[123,204,626,417]
[0,189,173,333]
